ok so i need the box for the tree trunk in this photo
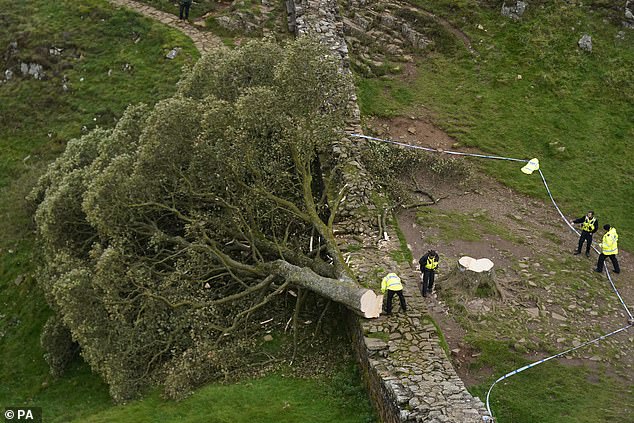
[268,260,383,318]
[452,256,499,298]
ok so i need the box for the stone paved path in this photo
[345,229,489,422]
[106,0,224,53]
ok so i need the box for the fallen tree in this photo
[29,38,380,402]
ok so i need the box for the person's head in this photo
[429,249,437,257]
[587,210,594,218]
[604,224,611,231]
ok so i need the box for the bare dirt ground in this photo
[366,116,634,388]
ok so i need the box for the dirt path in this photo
[106,0,224,53]
[375,116,634,388]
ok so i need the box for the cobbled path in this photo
[106,0,224,53]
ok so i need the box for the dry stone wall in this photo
[343,231,489,422]
[286,0,377,234]
[287,0,489,421]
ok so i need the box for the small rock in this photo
[364,337,388,351]
[14,275,24,286]
[501,1,527,20]
[526,307,540,318]
[407,127,416,134]
[551,312,566,321]
[263,334,273,342]
[578,34,592,52]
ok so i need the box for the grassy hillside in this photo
[73,372,373,423]
[355,1,633,422]
[0,1,374,422]
[357,0,634,250]
[0,0,197,419]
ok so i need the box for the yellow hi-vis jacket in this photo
[425,256,439,270]
[381,273,403,293]
[601,228,618,255]
[582,216,596,233]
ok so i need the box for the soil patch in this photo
[382,116,634,389]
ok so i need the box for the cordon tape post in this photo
[348,133,633,422]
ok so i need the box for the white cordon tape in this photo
[350,133,526,163]
[348,133,634,420]
[485,324,633,419]
[537,169,633,320]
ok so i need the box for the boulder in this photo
[501,1,528,20]
[578,34,592,52]
[626,1,634,28]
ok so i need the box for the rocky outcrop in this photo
[341,0,432,75]
[625,0,634,28]
[501,1,527,21]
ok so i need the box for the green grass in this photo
[468,339,633,423]
[0,0,198,418]
[356,1,634,251]
[134,0,220,19]
[415,207,519,244]
[76,371,374,423]
[422,316,450,356]
[390,220,414,264]
[366,331,390,342]
[0,0,198,188]
[0,2,375,423]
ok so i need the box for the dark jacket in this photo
[419,253,439,273]
[573,216,598,234]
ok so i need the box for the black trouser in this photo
[576,231,593,254]
[386,289,406,314]
[421,270,435,296]
[179,3,191,19]
[597,254,620,273]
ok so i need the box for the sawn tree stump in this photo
[451,256,500,298]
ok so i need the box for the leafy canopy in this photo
[30,38,354,401]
